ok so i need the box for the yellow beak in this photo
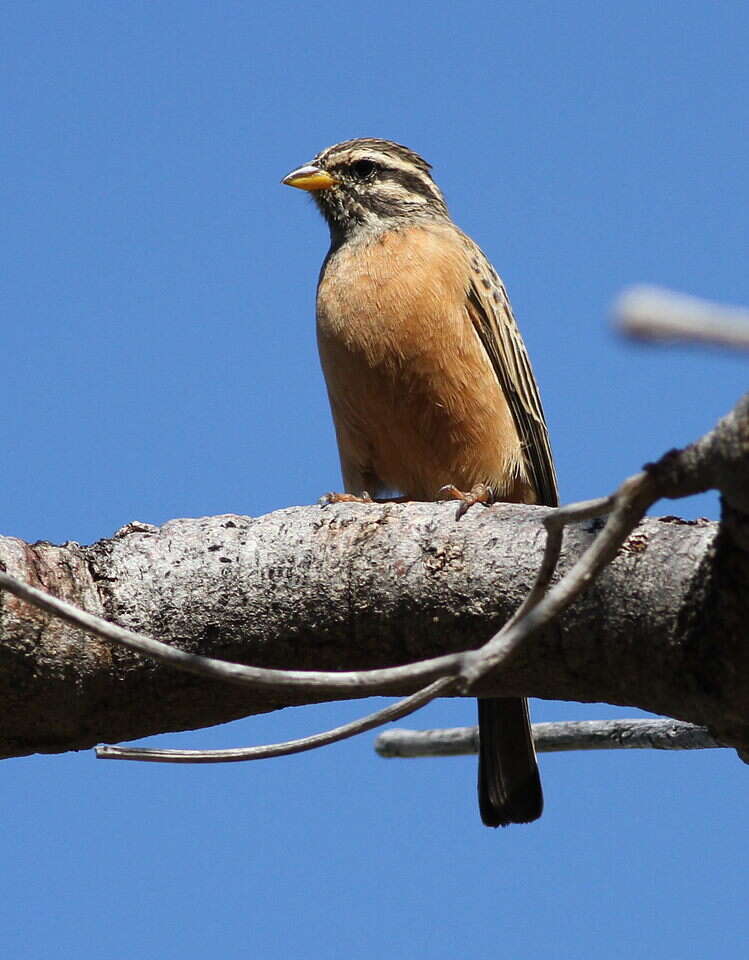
[282,164,337,191]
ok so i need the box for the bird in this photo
[282,138,558,827]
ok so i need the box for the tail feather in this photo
[477,697,543,827]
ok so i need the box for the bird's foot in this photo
[439,483,493,520]
[318,491,373,507]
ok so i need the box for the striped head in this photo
[283,138,450,242]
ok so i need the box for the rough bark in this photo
[2,498,748,759]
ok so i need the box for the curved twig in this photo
[460,472,656,690]
[96,676,455,763]
[510,493,617,624]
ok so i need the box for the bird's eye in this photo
[350,159,378,179]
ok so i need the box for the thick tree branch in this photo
[0,490,746,758]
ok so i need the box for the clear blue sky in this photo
[2,2,748,958]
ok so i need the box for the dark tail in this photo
[477,697,543,827]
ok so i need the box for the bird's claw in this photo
[439,483,493,520]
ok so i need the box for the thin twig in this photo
[616,285,749,350]
[510,494,617,624]
[96,676,456,763]
[460,472,656,691]
[375,719,723,757]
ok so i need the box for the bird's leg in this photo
[318,492,411,507]
[318,491,373,506]
[439,482,493,520]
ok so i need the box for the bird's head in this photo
[282,138,449,243]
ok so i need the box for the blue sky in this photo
[2,2,748,957]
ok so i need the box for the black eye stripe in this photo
[379,168,439,202]
[344,159,437,201]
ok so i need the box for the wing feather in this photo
[465,256,558,508]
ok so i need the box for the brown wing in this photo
[465,249,558,508]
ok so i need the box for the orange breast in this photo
[316,224,533,502]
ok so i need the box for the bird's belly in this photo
[317,323,530,502]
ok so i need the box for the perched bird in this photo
[283,138,558,827]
